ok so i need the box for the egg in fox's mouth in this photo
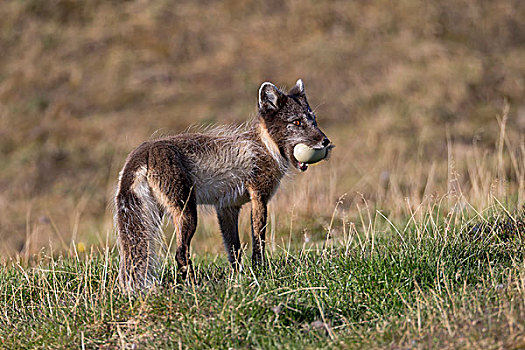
[290,152,308,171]
[292,143,333,171]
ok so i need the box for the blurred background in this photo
[1,0,525,258]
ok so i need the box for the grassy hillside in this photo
[2,1,525,347]
[1,0,525,256]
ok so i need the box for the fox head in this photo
[258,79,332,171]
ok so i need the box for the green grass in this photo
[2,210,525,349]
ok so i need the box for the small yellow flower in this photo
[77,242,86,253]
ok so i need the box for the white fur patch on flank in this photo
[190,137,253,207]
[259,124,287,173]
[131,166,148,195]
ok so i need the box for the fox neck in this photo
[255,117,289,173]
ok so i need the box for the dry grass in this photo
[1,1,525,260]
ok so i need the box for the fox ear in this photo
[259,82,286,114]
[288,79,305,96]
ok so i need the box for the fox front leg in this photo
[216,206,242,268]
[249,192,268,266]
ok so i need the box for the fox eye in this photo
[293,119,302,126]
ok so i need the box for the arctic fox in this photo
[115,79,332,292]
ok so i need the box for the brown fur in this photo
[115,79,332,293]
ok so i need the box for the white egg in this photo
[293,143,327,164]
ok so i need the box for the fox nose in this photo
[322,138,331,147]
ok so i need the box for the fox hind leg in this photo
[146,146,198,282]
[168,195,197,281]
[148,179,197,282]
